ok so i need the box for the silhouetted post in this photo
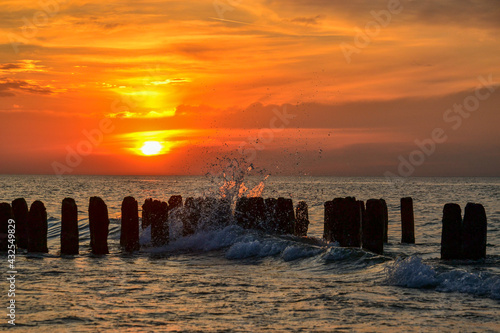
[61,198,79,255]
[462,203,487,260]
[401,197,415,244]
[183,197,200,236]
[323,200,334,242]
[88,197,109,255]
[151,200,169,246]
[248,197,266,230]
[12,198,29,249]
[380,199,389,243]
[168,195,183,212]
[235,197,250,229]
[200,197,217,228]
[358,200,365,237]
[142,198,153,229]
[0,203,14,252]
[28,200,48,253]
[362,199,384,254]
[277,198,295,235]
[120,196,140,252]
[343,197,361,247]
[295,201,309,237]
[264,198,278,233]
[440,203,462,260]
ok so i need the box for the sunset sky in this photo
[0,0,499,176]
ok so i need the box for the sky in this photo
[0,0,499,177]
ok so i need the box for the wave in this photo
[384,256,500,300]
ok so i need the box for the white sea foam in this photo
[281,245,323,261]
[225,239,287,259]
[385,256,500,300]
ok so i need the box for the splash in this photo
[206,158,270,203]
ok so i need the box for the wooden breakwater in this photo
[0,196,488,259]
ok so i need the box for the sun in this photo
[140,141,163,156]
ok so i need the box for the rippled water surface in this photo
[1,175,499,332]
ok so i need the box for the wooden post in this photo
[462,203,487,260]
[440,203,462,260]
[235,197,250,229]
[183,197,200,236]
[28,200,48,253]
[141,198,153,229]
[323,200,334,242]
[362,199,384,254]
[295,201,309,237]
[120,196,140,252]
[200,197,217,228]
[264,198,278,233]
[88,197,109,255]
[248,197,266,230]
[401,197,415,244]
[343,197,361,247]
[380,199,389,243]
[0,203,14,252]
[277,198,295,235]
[168,195,183,212]
[12,198,29,249]
[61,198,79,255]
[151,200,169,247]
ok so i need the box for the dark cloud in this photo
[0,78,53,97]
[0,63,21,70]
[290,15,322,25]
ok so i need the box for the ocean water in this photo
[1,175,499,332]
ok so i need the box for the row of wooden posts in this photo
[0,196,487,260]
[322,197,415,255]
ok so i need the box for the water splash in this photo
[206,158,270,203]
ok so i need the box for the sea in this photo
[0,174,499,332]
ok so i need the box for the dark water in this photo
[1,175,499,332]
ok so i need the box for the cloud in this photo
[0,78,54,97]
[290,15,322,25]
[0,60,47,73]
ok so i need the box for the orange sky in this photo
[0,0,499,176]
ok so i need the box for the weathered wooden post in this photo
[401,197,415,244]
[235,197,250,229]
[0,203,14,252]
[61,198,79,255]
[380,199,389,243]
[120,196,140,252]
[28,200,48,253]
[358,200,365,236]
[142,198,153,229]
[462,203,487,260]
[248,197,266,230]
[343,197,361,247]
[183,197,200,236]
[200,197,217,228]
[277,197,295,235]
[12,198,29,249]
[362,199,384,254]
[323,200,334,242]
[295,201,309,237]
[168,195,183,212]
[440,203,462,260]
[88,197,109,255]
[264,198,278,233]
[330,198,344,245]
[151,200,169,246]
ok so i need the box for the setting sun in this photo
[140,141,163,156]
